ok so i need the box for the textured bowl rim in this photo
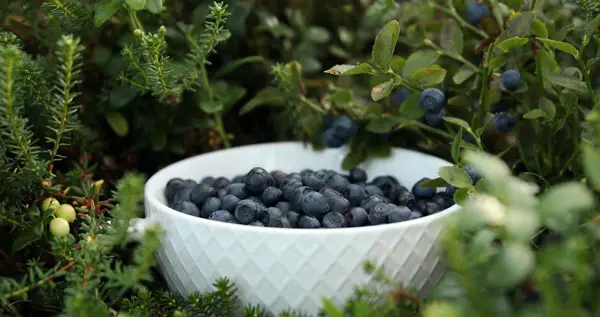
[144,141,460,235]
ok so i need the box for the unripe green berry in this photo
[158,25,167,36]
[55,204,77,222]
[41,197,60,211]
[133,29,144,37]
[50,218,70,237]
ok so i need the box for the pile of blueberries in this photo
[164,167,457,229]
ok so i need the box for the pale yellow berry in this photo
[49,218,70,237]
[41,197,60,211]
[54,204,77,223]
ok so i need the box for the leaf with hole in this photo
[324,63,374,75]
[371,79,394,101]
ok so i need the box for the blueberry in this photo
[190,183,216,207]
[463,164,481,184]
[286,210,301,228]
[364,185,384,197]
[348,167,367,184]
[172,185,194,205]
[216,189,227,199]
[343,184,369,206]
[411,199,428,213]
[249,221,264,227]
[425,108,446,127]
[275,201,291,213]
[419,88,446,112]
[319,187,342,198]
[302,191,330,219]
[322,212,348,228]
[234,199,260,224]
[391,186,416,206]
[360,195,387,212]
[228,218,240,224]
[495,112,516,132]
[466,1,489,24]
[290,186,313,211]
[409,211,422,220]
[262,207,290,227]
[325,174,349,193]
[327,195,350,214]
[281,180,303,200]
[444,185,457,196]
[443,195,455,209]
[208,210,234,223]
[244,167,274,193]
[173,201,201,217]
[165,178,189,204]
[331,116,358,140]
[347,207,369,227]
[271,170,288,187]
[209,177,228,189]
[388,206,412,223]
[371,176,396,197]
[298,215,322,228]
[423,201,441,215]
[201,176,216,186]
[261,186,283,206]
[221,194,240,212]
[201,197,222,218]
[392,87,412,105]
[387,176,400,185]
[226,183,249,199]
[412,178,437,199]
[302,172,327,191]
[322,128,345,148]
[231,175,244,183]
[501,69,520,90]
[300,169,313,176]
[368,203,391,225]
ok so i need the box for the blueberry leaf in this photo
[540,97,556,120]
[453,187,474,205]
[239,87,284,115]
[547,72,587,92]
[582,144,600,192]
[145,0,162,13]
[324,63,375,75]
[531,19,548,38]
[402,50,439,77]
[419,177,447,188]
[451,131,462,164]
[126,0,146,10]
[12,228,42,252]
[440,19,463,54]
[199,100,224,114]
[390,56,406,74]
[507,12,534,37]
[321,298,344,317]
[371,79,394,101]
[497,37,529,52]
[453,65,476,85]
[341,149,368,171]
[488,55,507,70]
[539,182,594,233]
[372,20,400,69]
[522,109,546,119]
[412,67,447,87]
[215,55,264,77]
[442,117,473,133]
[366,118,396,133]
[537,38,579,58]
[398,94,425,120]
[486,243,534,289]
[94,0,123,27]
[438,166,473,188]
[105,111,129,137]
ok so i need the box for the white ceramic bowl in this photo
[135,142,459,315]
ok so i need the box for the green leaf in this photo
[582,144,600,191]
[537,38,579,58]
[488,54,507,70]
[412,67,447,87]
[390,56,406,74]
[402,50,439,77]
[398,94,425,120]
[522,109,546,119]
[448,95,471,107]
[438,166,473,188]
[547,72,587,92]
[215,56,264,77]
[324,63,375,75]
[463,151,511,181]
[497,37,529,52]
[126,0,146,10]
[145,0,163,13]
[443,117,472,132]
[321,298,344,317]
[329,89,353,104]
[95,0,122,27]
[372,20,400,69]
[371,79,394,101]
[366,118,396,133]
[539,182,595,232]
[198,100,224,114]
[440,19,463,54]
[531,19,548,38]
[453,65,476,85]
[109,85,138,108]
[507,12,534,37]
[451,131,462,164]
[540,97,556,120]
[105,111,129,137]
[239,87,283,115]
[341,149,368,170]
[12,230,42,252]
[419,177,447,188]
[454,187,474,205]
[486,243,534,289]
[306,26,330,44]
[216,85,247,110]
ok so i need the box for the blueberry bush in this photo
[2,0,600,316]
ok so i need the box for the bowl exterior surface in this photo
[144,142,457,315]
